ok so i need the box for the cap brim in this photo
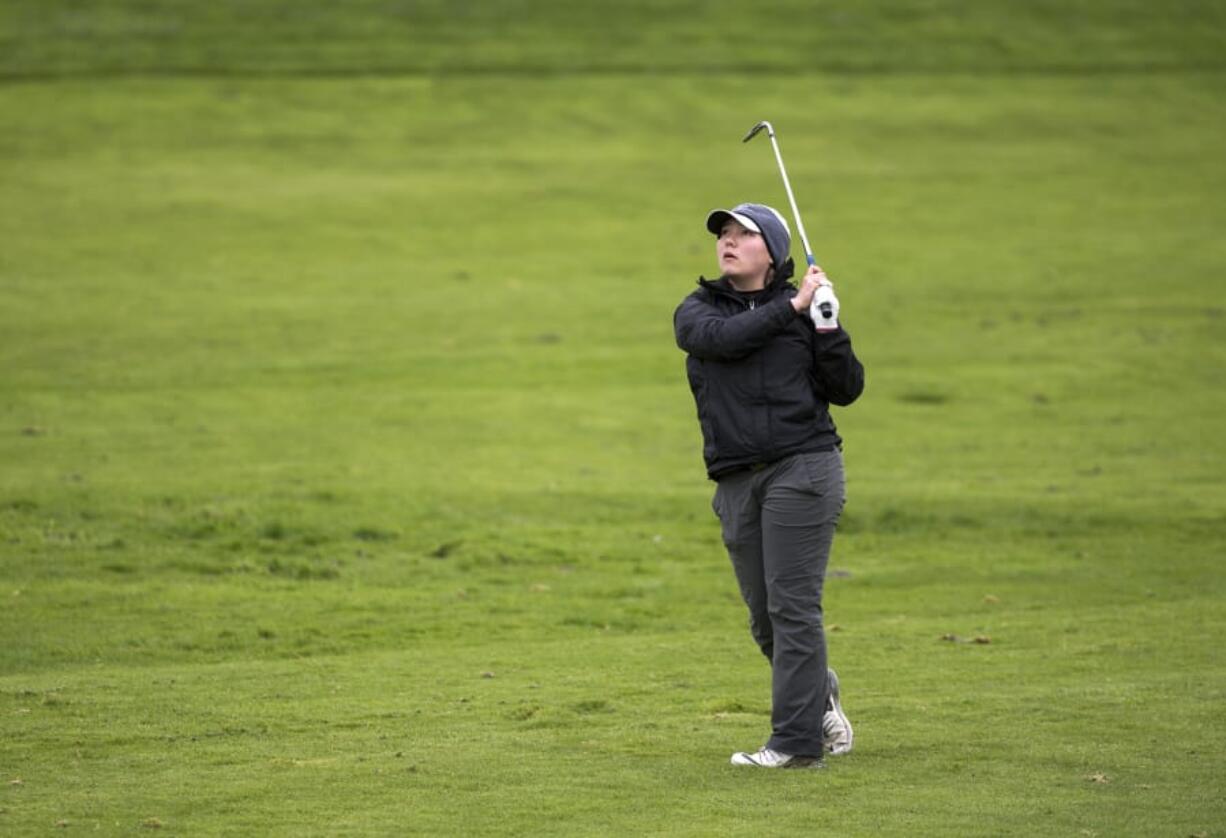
[706,209,761,236]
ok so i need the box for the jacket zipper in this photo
[744,296,772,456]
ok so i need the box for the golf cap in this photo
[706,203,792,269]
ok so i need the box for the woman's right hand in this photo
[791,263,830,312]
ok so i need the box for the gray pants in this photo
[712,449,846,756]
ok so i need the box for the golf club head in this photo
[742,120,774,142]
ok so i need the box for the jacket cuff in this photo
[812,323,849,345]
[773,295,799,323]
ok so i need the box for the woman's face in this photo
[717,220,772,282]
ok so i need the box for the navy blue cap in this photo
[706,203,792,269]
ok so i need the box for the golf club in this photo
[744,120,833,324]
[742,120,815,268]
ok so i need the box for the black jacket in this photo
[674,262,865,480]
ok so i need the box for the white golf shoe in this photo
[729,747,824,769]
[823,668,854,755]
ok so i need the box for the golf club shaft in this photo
[766,131,815,267]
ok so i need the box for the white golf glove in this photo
[809,280,840,332]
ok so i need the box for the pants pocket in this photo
[799,450,844,498]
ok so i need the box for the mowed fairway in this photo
[2,2,1225,834]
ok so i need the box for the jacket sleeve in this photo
[674,294,797,362]
[811,327,865,406]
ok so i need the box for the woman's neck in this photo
[726,272,769,293]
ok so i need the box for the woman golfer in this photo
[674,203,865,768]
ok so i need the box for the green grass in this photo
[3,2,1225,834]
[4,0,1226,77]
